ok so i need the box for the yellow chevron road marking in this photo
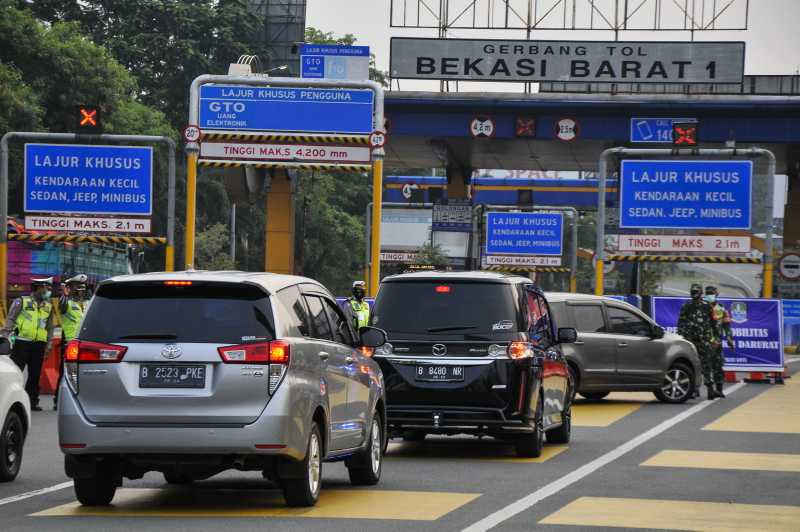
[642,450,800,473]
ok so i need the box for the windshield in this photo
[373,281,520,336]
[81,282,275,344]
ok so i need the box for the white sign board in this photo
[779,253,800,281]
[617,235,751,253]
[380,252,418,263]
[199,142,371,164]
[390,38,745,83]
[25,215,151,234]
[482,255,562,267]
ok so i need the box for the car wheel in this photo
[346,413,383,486]
[580,392,609,401]
[566,365,579,404]
[654,363,694,404]
[0,411,24,482]
[283,423,323,507]
[546,402,571,444]
[74,463,117,506]
[163,471,193,484]
[515,394,544,458]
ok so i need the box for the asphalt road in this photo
[2,361,799,531]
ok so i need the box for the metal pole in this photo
[764,150,776,298]
[370,155,385,296]
[596,148,621,295]
[165,137,176,272]
[184,152,198,269]
[364,202,372,286]
[569,209,578,292]
[230,203,236,263]
[0,135,10,310]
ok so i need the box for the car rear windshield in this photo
[373,281,519,336]
[81,282,275,344]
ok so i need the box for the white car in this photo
[0,338,30,482]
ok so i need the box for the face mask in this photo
[705,294,716,303]
[691,291,702,299]
[353,288,365,300]
[42,290,52,299]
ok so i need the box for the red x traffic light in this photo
[76,106,102,133]
[672,122,698,147]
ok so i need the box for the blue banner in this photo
[619,160,752,229]
[629,118,696,143]
[782,299,800,347]
[199,85,374,134]
[485,212,563,256]
[651,296,784,372]
[24,144,152,215]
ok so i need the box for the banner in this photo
[782,300,800,347]
[651,297,783,372]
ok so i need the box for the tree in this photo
[195,223,235,270]
[415,243,449,268]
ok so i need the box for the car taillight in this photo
[218,340,290,395]
[64,340,127,394]
[508,342,535,360]
[66,339,127,362]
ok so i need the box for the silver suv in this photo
[58,271,388,507]
[546,293,702,403]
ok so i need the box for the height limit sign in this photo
[369,130,386,148]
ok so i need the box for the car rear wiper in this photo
[117,333,178,340]
[427,325,477,333]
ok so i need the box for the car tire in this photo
[74,463,117,506]
[566,365,579,404]
[283,423,323,507]
[346,413,383,486]
[654,363,694,404]
[580,392,609,401]
[515,394,544,458]
[0,411,24,482]
[163,471,193,484]
[546,402,571,444]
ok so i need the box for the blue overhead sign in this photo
[301,44,370,80]
[630,118,697,143]
[199,85,374,134]
[24,144,152,215]
[619,160,752,230]
[486,212,563,256]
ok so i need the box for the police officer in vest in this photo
[342,281,371,334]
[53,274,88,410]
[0,277,54,411]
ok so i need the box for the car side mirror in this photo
[651,326,665,339]
[557,327,578,344]
[0,337,10,356]
[359,326,388,348]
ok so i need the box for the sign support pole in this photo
[184,151,198,269]
[595,147,775,297]
[370,154,385,297]
[0,131,176,307]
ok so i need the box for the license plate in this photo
[139,364,206,389]
[414,364,464,382]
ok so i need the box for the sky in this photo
[306,0,800,92]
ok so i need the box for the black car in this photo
[372,271,577,457]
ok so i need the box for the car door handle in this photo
[574,340,585,346]
[618,342,628,347]
[345,356,355,364]
[319,351,329,361]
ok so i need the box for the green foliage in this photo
[416,243,449,268]
[0,62,41,132]
[195,222,235,271]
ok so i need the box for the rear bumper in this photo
[386,404,535,434]
[57,381,307,461]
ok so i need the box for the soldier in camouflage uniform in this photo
[705,285,734,398]
[677,283,717,400]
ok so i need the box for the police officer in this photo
[53,274,88,409]
[0,277,54,411]
[677,283,717,400]
[342,281,371,332]
[705,285,734,399]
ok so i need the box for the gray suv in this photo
[546,293,702,403]
[58,271,388,507]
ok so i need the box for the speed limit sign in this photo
[183,125,201,143]
[779,253,800,280]
[369,130,386,148]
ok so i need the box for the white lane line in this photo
[462,382,748,532]
[785,358,800,365]
[0,481,72,507]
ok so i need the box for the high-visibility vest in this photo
[62,299,86,341]
[349,299,370,329]
[15,296,52,342]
